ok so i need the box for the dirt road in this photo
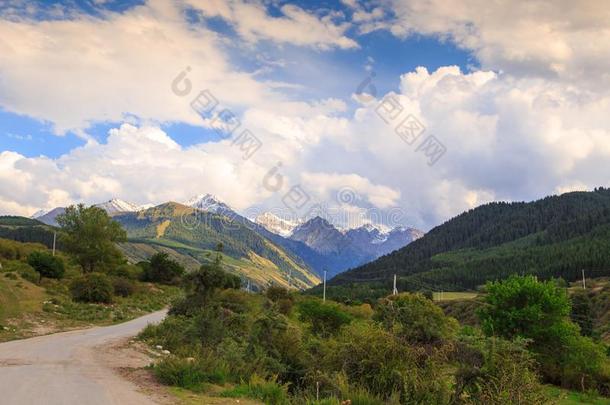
[0,310,166,405]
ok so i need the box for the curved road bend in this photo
[0,310,166,405]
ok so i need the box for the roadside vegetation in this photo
[140,248,610,404]
[0,205,182,341]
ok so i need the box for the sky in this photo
[1,0,610,231]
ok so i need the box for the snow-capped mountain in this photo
[254,212,303,237]
[35,207,66,226]
[288,217,423,276]
[183,194,233,215]
[31,209,48,219]
[94,199,140,214]
[291,217,346,254]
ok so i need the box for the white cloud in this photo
[0,0,280,134]
[3,65,610,230]
[301,172,401,209]
[383,0,610,91]
[2,0,610,232]
[184,0,358,50]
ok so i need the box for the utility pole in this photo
[392,274,398,295]
[582,269,586,289]
[52,231,56,256]
[323,270,327,302]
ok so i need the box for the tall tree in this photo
[56,204,126,273]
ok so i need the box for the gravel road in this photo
[0,310,166,405]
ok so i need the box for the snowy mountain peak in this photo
[255,212,302,237]
[94,198,140,214]
[183,194,232,214]
[31,209,48,219]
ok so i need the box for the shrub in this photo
[112,277,136,297]
[27,251,65,279]
[458,336,551,404]
[478,275,610,392]
[247,310,311,384]
[2,261,40,284]
[266,286,291,302]
[298,299,353,337]
[139,315,197,354]
[110,263,142,280]
[220,374,290,405]
[70,272,113,303]
[153,355,227,391]
[141,253,185,284]
[18,264,41,284]
[374,293,458,344]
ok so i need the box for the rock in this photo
[186,357,195,363]
[161,350,170,355]
[155,345,163,350]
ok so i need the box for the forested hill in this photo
[326,188,610,299]
[0,216,59,250]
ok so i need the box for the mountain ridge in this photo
[324,188,610,300]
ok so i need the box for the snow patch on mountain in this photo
[94,199,140,214]
[254,212,303,237]
[183,194,232,214]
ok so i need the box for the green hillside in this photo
[325,188,610,301]
[114,203,320,290]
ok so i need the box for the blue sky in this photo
[1,0,609,230]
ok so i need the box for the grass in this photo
[168,386,262,404]
[0,271,47,322]
[0,261,181,342]
[545,385,610,404]
[432,291,478,301]
[219,375,290,405]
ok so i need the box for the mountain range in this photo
[323,188,610,301]
[29,194,422,285]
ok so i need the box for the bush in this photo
[141,253,185,284]
[153,355,227,391]
[266,286,291,302]
[2,261,40,284]
[323,322,408,398]
[478,275,610,392]
[374,293,458,344]
[298,299,353,337]
[110,263,142,280]
[18,264,41,284]
[220,374,290,405]
[27,251,65,279]
[112,277,136,297]
[70,272,113,303]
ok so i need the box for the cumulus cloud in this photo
[0,0,281,134]
[383,0,610,91]
[0,124,271,215]
[2,0,610,232]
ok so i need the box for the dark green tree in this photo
[570,291,594,337]
[478,275,610,391]
[27,251,65,279]
[56,204,126,273]
[478,275,571,342]
[141,252,185,284]
[170,245,241,315]
[70,272,114,303]
[297,299,352,337]
[375,293,458,344]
